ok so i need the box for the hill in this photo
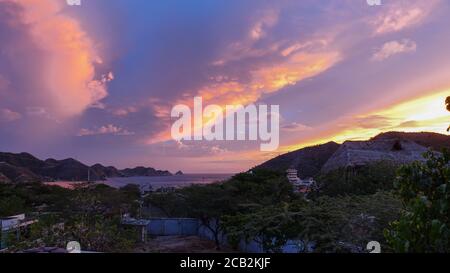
[254,131,450,176]
[253,141,340,178]
[0,152,172,184]
[120,167,171,177]
[0,162,41,183]
[372,131,450,151]
[321,138,428,173]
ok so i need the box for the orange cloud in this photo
[146,18,340,145]
[10,0,112,118]
[145,1,442,148]
[181,50,340,111]
[146,49,339,145]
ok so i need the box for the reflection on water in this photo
[104,174,233,190]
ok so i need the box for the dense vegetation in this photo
[314,161,398,197]
[146,170,294,247]
[0,183,141,252]
[223,192,401,252]
[385,150,450,253]
[2,149,449,253]
[146,168,403,252]
[147,151,450,253]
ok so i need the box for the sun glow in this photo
[282,89,450,152]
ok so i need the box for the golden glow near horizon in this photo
[184,89,450,174]
[159,90,450,173]
[283,90,450,152]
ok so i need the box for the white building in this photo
[1,214,37,250]
[286,169,316,194]
[286,169,301,184]
[1,214,26,232]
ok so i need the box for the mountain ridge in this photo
[254,131,450,177]
[253,141,340,179]
[0,152,172,184]
[1,131,448,184]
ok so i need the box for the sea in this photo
[45,173,234,190]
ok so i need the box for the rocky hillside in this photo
[254,131,450,177]
[90,164,122,178]
[321,138,428,173]
[0,152,172,184]
[372,131,450,151]
[0,162,40,184]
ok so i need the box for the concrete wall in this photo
[144,217,314,253]
[147,218,199,236]
[196,219,314,253]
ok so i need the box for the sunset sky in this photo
[0,0,449,173]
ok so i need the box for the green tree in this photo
[182,184,236,249]
[0,190,27,216]
[4,183,140,252]
[316,161,398,197]
[144,169,293,249]
[385,150,450,252]
[223,192,401,253]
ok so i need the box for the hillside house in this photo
[286,169,316,194]
[1,214,38,250]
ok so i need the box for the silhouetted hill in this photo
[0,152,172,183]
[0,152,45,174]
[41,158,98,181]
[91,164,122,179]
[120,167,171,177]
[0,162,40,183]
[253,142,341,178]
[372,131,450,151]
[254,131,450,177]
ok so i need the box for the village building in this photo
[286,168,316,195]
[1,214,38,250]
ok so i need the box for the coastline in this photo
[44,173,234,190]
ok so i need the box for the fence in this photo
[197,219,314,253]
[146,218,199,236]
[142,217,314,253]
